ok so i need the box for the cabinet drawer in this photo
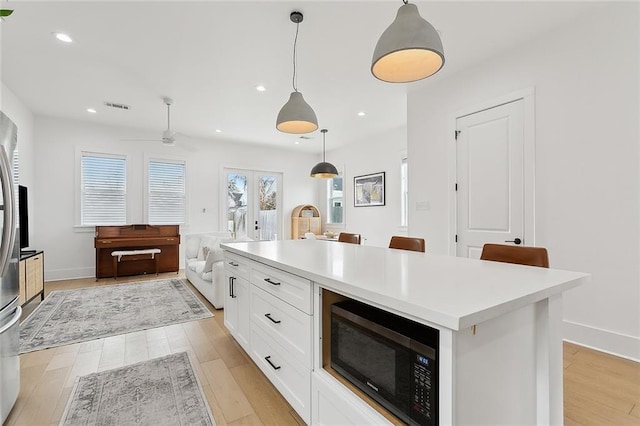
[224,252,251,281]
[251,285,312,368]
[250,324,310,423]
[312,371,392,426]
[251,264,312,314]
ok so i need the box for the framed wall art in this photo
[354,172,385,207]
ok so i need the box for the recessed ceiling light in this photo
[357,111,366,117]
[294,141,300,145]
[215,129,222,133]
[87,108,96,114]
[53,32,73,43]
[256,85,266,92]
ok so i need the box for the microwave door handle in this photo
[0,148,15,275]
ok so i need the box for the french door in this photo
[224,168,282,241]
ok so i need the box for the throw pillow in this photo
[197,236,217,260]
[203,247,225,273]
[185,235,201,259]
[202,246,211,260]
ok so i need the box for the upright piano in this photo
[94,224,180,278]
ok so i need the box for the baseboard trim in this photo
[45,267,94,282]
[563,320,640,362]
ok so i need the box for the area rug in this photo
[60,351,215,426]
[20,278,212,353]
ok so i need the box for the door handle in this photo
[0,305,21,334]
[504,238,522,245]
[229,276,237,298]
[0,148,16,276]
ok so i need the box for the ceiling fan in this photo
[121,97,179,146]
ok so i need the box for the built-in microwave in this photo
[331,300,438,426]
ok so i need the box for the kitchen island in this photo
[221,240,589,425]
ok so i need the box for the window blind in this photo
[148,160,185,224]
[81,153,126,225]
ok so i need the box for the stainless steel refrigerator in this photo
[0,111,20,424]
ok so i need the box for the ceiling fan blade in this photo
[120,138,163,142]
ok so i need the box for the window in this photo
[327,175,344,225]
[400,155,408,227]
[81,153,126,225]
[147,159,186,225]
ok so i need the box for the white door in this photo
[456,99,525,259]
[224,169,282,241]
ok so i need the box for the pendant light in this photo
[310,129,338,178]
[372,0,445,83]
[276,11,318,134]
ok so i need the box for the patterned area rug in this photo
[60,352,215,426]
[20,278,212,353]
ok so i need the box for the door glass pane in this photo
[258,175,278,241]
[227,173,248,238]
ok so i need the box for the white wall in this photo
[33,116,319,280]
[407,4,639,360]
[1,83,36,204]
[322,125,407,248]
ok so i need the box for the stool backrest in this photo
[480,244,549,268]
[338,233,361,244]
[389,236,426,253]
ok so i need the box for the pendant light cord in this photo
[167,103,171,130]
[321,129,328,162]
[292,22,300,92]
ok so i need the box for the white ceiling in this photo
[1,1,606,152]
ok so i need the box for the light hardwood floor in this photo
[5,273,640,426]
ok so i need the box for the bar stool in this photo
[389,236,426,253]
[480,244,549,268]
[338,233,361,244]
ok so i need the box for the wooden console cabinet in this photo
[19,251,44,306]
[291,205,321,239]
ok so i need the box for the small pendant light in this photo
[310,129,338,178]
[276,11,318,134]
[372,0,445,83]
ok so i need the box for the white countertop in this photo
[221,240,589,331]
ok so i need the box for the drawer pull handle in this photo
[265,356,281,370]
[264,278,281,286]
[264,313,281,324]
[228,261,239,267]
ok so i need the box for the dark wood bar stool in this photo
[388,236,426,253]
[480,244,549,268]
[338,233,361,244]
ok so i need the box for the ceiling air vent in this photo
[103,101,130,110]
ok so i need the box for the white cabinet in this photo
[311,371,391,426]
[251,285,312,368]
[251,324,311,421]
[224,255,251,351]
[223,252,313,424]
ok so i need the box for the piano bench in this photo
[111,249,161,279]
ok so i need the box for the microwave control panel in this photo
[411,353,435,425]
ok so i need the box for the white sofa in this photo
[184,233,232,309]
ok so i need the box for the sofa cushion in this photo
[185,236,200,260]
[195,261,207,275]
[189,259,206,273]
